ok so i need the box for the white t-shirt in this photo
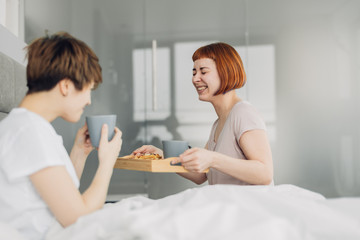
[0,108,79,240]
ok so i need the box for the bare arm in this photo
[30,125,122,227]
[213,129,273,185]
[69,124,94,179]
[176,130,273,185]
[175,172,207,185]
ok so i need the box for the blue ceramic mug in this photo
[86,115,116,148]
[162,140,191,166]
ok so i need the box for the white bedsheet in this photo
[44,184,360,240]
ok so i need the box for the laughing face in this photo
[192,58,221,102]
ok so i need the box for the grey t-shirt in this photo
[206,101,266,185]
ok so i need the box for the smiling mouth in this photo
[196,86,208,93]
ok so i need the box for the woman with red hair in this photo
[134,42,273,186]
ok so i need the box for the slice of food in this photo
[134,153,162,160]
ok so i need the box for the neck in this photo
[211,90,241,120]
[19,92,60,122]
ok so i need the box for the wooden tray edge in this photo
[114,157,208,173]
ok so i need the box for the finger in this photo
[183,162,202,172]
[182,147,198,156]
[79,123,88,133]
[85,141,93,148]
[171,157,181,164]
[107,128,121,146]
[99,124,109,145]
[114,127,122,135]
[118,138,123,150]
[141,145,154,152]
[133,145,152,154]
[179,153,194,163]
[132,146,147,154]
[145,145,161,154]
[113,127,122,140]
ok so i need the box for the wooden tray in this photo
[114,156,208,173]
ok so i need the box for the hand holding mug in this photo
[98,124,122,167]
[175,147,214,173]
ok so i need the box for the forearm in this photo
[212,152,273,185]
[30,165,112,228]
[57,165,113,227]
[70,148,88,179]
[81,164,113,211]
[37,126,121,227]
[78,125,121,213]
[176,172,207,185]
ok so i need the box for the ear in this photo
[58,78,71,97]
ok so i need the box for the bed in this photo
[47,184,360,240]
[1,51,359,240]
[1,184,359,240]
[0,51,27,121]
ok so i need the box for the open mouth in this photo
[196,86,208,93]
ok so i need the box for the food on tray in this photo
[134,153,162,160]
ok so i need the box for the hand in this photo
[98,124,122,167]
[173,147,215,173]
[71,123,94,158]
[132,145,163,158]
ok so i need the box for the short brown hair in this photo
[192,42,246,95]
[25,32,102,94]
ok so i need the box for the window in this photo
[132,47,171,121]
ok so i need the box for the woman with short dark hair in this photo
[0,32,122,239]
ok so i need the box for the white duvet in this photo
[41,184,360,240]
[1,184,359,240]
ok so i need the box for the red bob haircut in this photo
[192,42,246,95]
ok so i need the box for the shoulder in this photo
[229,101,266,136]
[233,101,257,111]
[0,108,58,152]
[0,109,32,140]
[230,101,262,120]
[0,109,66,181]
[2,108,53,134]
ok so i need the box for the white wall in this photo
[0,24,26,65]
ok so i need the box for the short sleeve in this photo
[232,102,266,141]
[1,124,65,182]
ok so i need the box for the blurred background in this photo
[2,0,360,199]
